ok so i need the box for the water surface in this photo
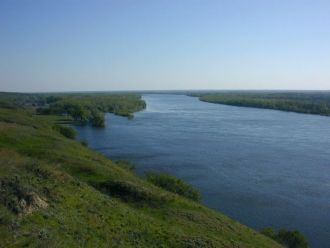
[75,94,330,247]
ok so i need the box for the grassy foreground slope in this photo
[193,91,330,116]
[0,102,280,247]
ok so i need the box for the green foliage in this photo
[145,171,201,202]
[277,229,309,248]
[115,160,135,171]
[53,125,76,139]
[0,171,49,217]
[0,92,46,109]
[80,140,88,147]
[43,93,146,127]
[261,227,309,248]
[45,96,61,104]
[198,91,330,116]
[0,92,146,127]
[260,227,276,239]
[94,180,167,207]
[90,111,105,127]
[0,177,31,214]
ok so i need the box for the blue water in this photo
[75,94,330,247]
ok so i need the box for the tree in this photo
[54,125,76,139]
[91,111,105,127]
[261,227,308,248]
[145,171,201,202]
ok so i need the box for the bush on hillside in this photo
[95,180,165,207]
[80,140,88,147]
[115,160,135,171]
[261,227,308,248]
[145,171,201,202]
[53,125,76,139]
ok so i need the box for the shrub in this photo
[260,227,276,239]
[115,160,135,171]
[94,180,165,207]
[53,125,76,139]
[80,140,88,147]
[261,227,309,248]
[145,171,201,202]
[0,177,48,215]
[277,229,309,248]
[91,111,105,127]
[36,107,51,115]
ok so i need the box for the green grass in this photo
[0,105,281,247]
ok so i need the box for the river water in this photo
[75,94,330,247]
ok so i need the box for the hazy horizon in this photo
[1,0,330,92]
[3,89,330,94]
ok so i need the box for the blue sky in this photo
[1,0,330,92]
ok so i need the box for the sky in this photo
[1,0,330,92]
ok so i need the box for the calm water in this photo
[75,94,330,247]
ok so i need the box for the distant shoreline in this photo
[190,92,330,117]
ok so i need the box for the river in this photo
[74,94,330,247]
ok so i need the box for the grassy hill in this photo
[0,95,281,247]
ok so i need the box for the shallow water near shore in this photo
[75,94,330,247]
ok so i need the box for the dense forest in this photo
[191,91,330,116]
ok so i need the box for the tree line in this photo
[37,94,146,127]
[197,91,330,116]
[0,92,146,127]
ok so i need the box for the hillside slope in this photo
[0,107,281,247]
